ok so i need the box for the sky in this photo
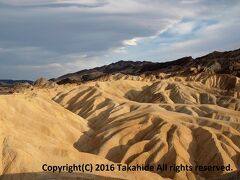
[0,0,240,80]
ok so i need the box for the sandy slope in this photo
[0,93,160,180]
[1,74,240,179]
[53,74,240,179]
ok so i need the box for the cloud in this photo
[0,0,239,79]
[123,38,141,46]
[0,53,103,80]
[168,21,196,35]
[0,0,107,9]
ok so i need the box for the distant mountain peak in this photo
[54,48,240,84]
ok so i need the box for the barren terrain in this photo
[1,49,240,180]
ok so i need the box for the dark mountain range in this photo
[0,80,33,87]
[53,48,240,84]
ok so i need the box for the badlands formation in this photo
[0,49,240,180]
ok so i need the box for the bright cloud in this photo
[123,38,141,46]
